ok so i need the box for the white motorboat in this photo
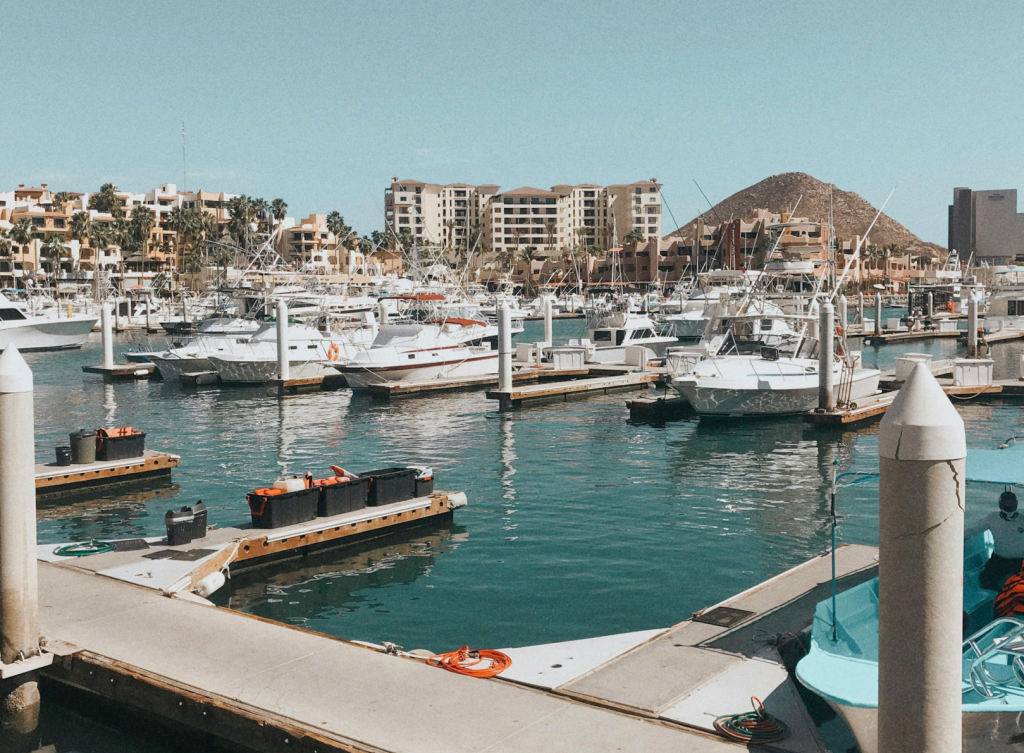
[209,320,375,384]
[334,324,497,389]
[576,311,677,364]
[983,267,1024,335]
[0,294,98,351]
[149,336,255,381]
[673,332,880,418]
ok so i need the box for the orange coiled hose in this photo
[428,646,513,678]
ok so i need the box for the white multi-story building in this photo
[384,178,662,263]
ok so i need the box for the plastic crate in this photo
[315,476,369,517]
[247,487,319,529]
[96,430,145,461]
[360,467,417,506]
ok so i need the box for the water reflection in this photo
[214,524,467,637]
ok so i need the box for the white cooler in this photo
[895,353,933,382]
[954,358,994,387]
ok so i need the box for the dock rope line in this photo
[53,540,116,557]
[713,696,789,744]
[428,646,513,678]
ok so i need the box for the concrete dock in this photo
[35,450,180,496]
[487,371,659,409]
[81,362,157,381]
[34,488,877,753]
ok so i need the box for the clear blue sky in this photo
[2,0,1021,246]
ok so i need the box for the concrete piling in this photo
[145,293,152,333]
[101,304,113,370]
[543,298,553,346]
[927,292,934,320]
[837,296,847,333]
[858,292,864,324]
[968,296,979,358]
[0,347,42,738]
[877,363,964,753]
[874,292,883,338]
[377,300,390,326]
[498,304,512,393]
[276,301,290,382]
[818,302,835,411]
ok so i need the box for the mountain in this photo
[666,172,944,258]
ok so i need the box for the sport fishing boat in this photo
[0,293,98,351]
[672,315,880,418]
[209,318,376,384]
[797,443,1024,753]
[983,267,1024,336]
[660,270,757,341]
[578,310,677,364]
[333,323,497,389]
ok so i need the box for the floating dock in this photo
[981,330,1024,345]
[487,371,659,409]
[35,478,875,753]
[625,392,694,423]
[367,367,589,399]
[35,450,180,496]
[81,362,157,381]
[268,374,348,395]
[861,329,962,345]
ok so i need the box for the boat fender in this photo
[446,491,468,509]
[195,570,226,598]
[330,465,351,478]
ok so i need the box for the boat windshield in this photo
[0,307,27,321]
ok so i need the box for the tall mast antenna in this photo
[181,121,187,192]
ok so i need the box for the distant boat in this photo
[0,294,97,351]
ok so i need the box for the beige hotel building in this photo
[385,178,662,258]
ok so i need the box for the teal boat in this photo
[796,443,1024,753]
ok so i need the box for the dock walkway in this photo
[35,450,180,496]
[487,372,658,409]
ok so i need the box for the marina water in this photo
[31,321,1022,655]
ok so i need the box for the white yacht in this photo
[209,318,376,384]
[0,294,98,351]
[672,322,880,417]
[575,311,676,364]
[333,324,497,389]
[983,267,1024,335]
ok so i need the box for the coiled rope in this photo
[428,645,513,678]
[713,696,789,744]
[53,540,116,557]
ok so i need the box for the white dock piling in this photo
[808,299,820,340]
[837,296,847,333]
[498,304,512,393]
[543,298,553,346]
[377,300,390,326]
[968,295,979,358]
[0,347,42,736]
[858,292,864,324]
[276,301,290,382]
[877,363,964,753]
[818,302,835,411]
[927,292,934,319]
[874,292,883,337]
[145,292,152,333]
[113,297,122,332]
[101,304,113,370]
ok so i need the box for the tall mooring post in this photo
[837,296,847,334]
[927,292,934,320]
[543,298,553,346]
[0,347,48,741]
[808,299,820,340]
[276,300,290,382]
[877,363,964,753]
[968,295,979,358]
[145,292,153,333]
[818,302,835,411]
[101,304,114,370]
[498,304,512,393]
[874,292,883,338]
[858,292,864,324]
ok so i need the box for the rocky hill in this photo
[666,172,944,258]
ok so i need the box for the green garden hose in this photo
[713,696,789,744]
[53,540,116,557]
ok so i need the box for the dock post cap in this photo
[879,362,965,461]
[0,345,33,393]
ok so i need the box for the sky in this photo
[1,0,1021,246]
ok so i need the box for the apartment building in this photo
[384,178,663,264]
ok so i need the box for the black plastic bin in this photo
[55,446,72,466]
[96,430,146,461]
[411,466,434,497]
[247,487,319,529]
[165,508,194,546]
[316,476,369,517]
[360,467,417,507]
[70,429,96,464]
[187,501,207,539]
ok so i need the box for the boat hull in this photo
[340,354,498,389]
[675,370,881,417]
[0,317,98,351]
[150,355,215,381]
[210,357,337,384]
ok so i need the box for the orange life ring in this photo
[327,343,340,361]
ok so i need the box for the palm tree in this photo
[271,198,288,225]
[51,191,75,212]
[128,205,156,269]
[520,245,539,262]
[624,227,645,248]
[87,183,124,218]
[40,233,68,273]
[545,220,557,256]
[10,219,34,262]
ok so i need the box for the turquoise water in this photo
[29,323,1024,655]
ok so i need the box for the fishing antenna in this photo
[829,187,896,302]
